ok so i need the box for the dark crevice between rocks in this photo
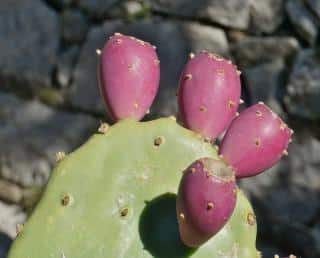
[239,72,252,107]
[43,0,77,12]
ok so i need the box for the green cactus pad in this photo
[8,118,258,258]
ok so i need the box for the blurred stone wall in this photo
[1,0,320,257]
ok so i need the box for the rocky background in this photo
[0,0,320,257]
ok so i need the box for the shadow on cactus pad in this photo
[139,193,196,258]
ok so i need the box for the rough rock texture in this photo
[285,49,320,119]
[0,201,26,239]
[241,131,320,257]
[0,0,59,97]
[0,93,97,187]
[149,0,250,29]
[232,37,300,68]
[77,0,120,18]
[249,0,285,34]
[61,8,89,44]
[70,19,229,116]
[286,0,319,45]
[243,59,285,113]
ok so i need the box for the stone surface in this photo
[55,46,80,88]
[0,0,59,97]
[0,93,97,187]
[249,0,285,34]
[285,49,320,119]
[286,0,318,45]
[61,8,89,44]
[149,0,250,29]
[243,59,285,113]
[0,232,11,258]
[77,0,120,18]
[232,36,300,68]
[0,201,26,239]
[306,0,320,19]
[0,180,23,204]
[70,19,229,117]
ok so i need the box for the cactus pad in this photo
[8,118,258,258]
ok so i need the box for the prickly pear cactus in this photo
[8,118,258,258]
[8,33,292,258]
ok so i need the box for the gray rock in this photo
[232,36,300,68]
[77,0,120,18]
[0,0,59,96]
[0,232,11,258]
[61,9,89,44]
[249,0,285,34]
[149,0,250,29]
[0,179,23,204]
[243,59,285,113]
[0,201,26,239]
[70,19,229,117]
[56,46,80,88]
[306,0,320,19]
[0,93,97,187]
[286,0,318,45]
[285,49,320,119]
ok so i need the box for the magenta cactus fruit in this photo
[220,103,293,178]
[177,51,241,140]
[176,157,237,247]
[99,33,160,121]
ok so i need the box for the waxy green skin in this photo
[8,118,258,258]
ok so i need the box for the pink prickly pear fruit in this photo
[176,158,237,247]
[99,33,160,121]
[177,51,241,140]
[220,103,293,178]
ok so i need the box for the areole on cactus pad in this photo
[7,33,293,258]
